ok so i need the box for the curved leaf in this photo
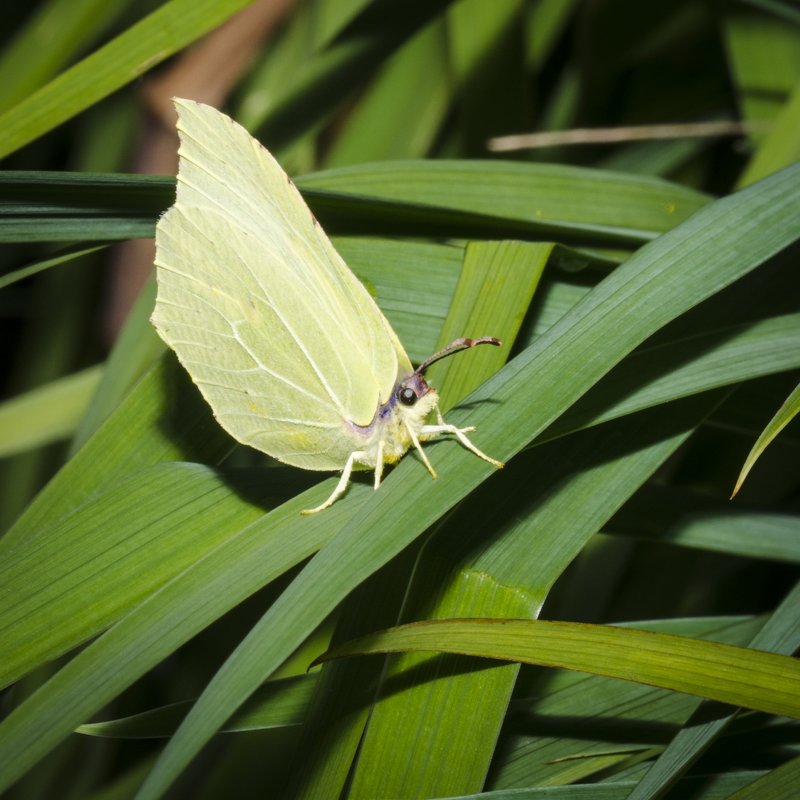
[318,618,800,719]
[732,381,800,497]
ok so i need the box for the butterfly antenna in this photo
[415,337,501,376]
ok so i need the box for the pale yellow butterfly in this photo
[151,99,502,513]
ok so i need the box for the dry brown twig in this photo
[487,120,771,152]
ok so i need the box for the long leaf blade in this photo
[318,618,800,720]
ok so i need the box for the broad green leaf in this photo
[0,480,368,793]
[133,163,799,800]
[0,0,257,160]
[0,464,268,689]
[318,618,800,720]
[732,381,800,498]
[0,365,102,457]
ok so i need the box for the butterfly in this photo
[151,99,502,513]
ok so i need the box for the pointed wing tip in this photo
[172,97,191,117]
[173,98,219,128]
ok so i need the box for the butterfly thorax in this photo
[349,373,439,468]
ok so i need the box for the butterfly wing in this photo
[152,100,413,470]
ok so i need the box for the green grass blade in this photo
[284,549,422,800]
[0,243,107,289]
[0,171,172,242]
[319,618,800,719]
[69,279,163,453]
[609,488,800,564]
[738,79,800,187]
[0,0,129,113]
[0,365,102,457]
[427,240,550,409]
[725,755,800,800]
[446,0,529,155]
[334,237,463,362]
[732,381,800,498]
[343,241,721,798]
[322,19,450,166]
[0,0,256,160]
[310,0,372,48]
[389,772,766,798]
[252,0,455,150]
[77,674,316,738]
[300,160,710,243]
[544,313,800,442]
[494,616,763,788]
[724,6,800,144]
[525,0,579,70]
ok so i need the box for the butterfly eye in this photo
[398,387,417,406]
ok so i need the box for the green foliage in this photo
[0,2,798,799]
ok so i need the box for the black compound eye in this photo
[398,387,417,406]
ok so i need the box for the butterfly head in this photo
[394,371,439,427]
[392,336,501,428]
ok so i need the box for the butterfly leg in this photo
[420,408,504,468]
[374,440,385,490]
[302,450,367,514]
[405,422,438,479]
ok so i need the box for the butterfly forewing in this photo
[152,100,412,470]
[172,100,410,392]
